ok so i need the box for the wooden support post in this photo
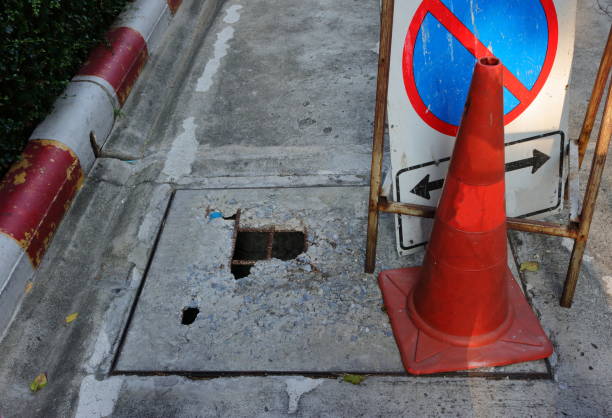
[578,28,612,167]
[378,199,580,239]
[562,77,612,307]
[365,0,394,273]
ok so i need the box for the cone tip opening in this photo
[479,56,500,66]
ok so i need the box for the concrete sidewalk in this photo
[0,0,611,416]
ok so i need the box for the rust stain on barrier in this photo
[0,140,83,267]
[167,0,183,14]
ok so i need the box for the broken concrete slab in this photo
[115,187,547,375]
[115,187,406,373]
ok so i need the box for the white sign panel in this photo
[388,0,577,255]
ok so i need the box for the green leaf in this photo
[520,261,540,272]
[65,312,79,324]
[342,374,366,385]
[29,373,47,392]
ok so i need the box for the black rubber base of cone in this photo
[378,266,554,375]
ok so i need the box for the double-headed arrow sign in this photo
[411,149,551,199]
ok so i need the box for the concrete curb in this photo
[0,0,184,336]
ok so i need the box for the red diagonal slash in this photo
[424,0,531,104]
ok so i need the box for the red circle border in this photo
[402,0,559,137]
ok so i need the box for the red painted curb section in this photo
[168,0,183,14]
[0,141,83,267]
[1,1,186,275]
[78,27,148,106]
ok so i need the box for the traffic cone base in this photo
[378,267,553,375]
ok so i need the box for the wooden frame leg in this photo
[365,0,395,273]
[578,28,612,167]
[562,74,612,307]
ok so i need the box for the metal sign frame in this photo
[364,0,612,308]
[389,0,575,257]
[395,130,566,251]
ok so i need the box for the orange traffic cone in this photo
[379,57,553,375]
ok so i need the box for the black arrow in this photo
[410,174,444,200]
[505,149,550,174]
[410,149,551,200]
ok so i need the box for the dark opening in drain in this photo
[234,232,269,260]
[231,264,252,279]
[181,307,199,325]
[231,228,307,280]
[272,231,306,260]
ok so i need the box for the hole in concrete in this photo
[272,231,306,260]
[231,226,307,279]
[231,264,253,279]
[234,232,270,260]
[181,307,199,325]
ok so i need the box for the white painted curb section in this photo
[0,236,35,340]
[29,82,116,173]
[72,76,121,110]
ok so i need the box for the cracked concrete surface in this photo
[113,187,545,375]
[0,0,611,416]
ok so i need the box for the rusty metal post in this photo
[578,27,612,167]
[365,0,395,273]
[561,76,612,307]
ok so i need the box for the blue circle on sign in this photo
[403,0,558,136]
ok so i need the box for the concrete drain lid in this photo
[111,188,551,378]
[232,229,306,279]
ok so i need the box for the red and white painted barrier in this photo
[30,81,115,171]
[0,0,186,335]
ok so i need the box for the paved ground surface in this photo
[0,0,611,417]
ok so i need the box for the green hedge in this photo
[0,0,129,176]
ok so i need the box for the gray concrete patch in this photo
[509,226,612,388]
[0,159,173,417]
[104,0,379,183]
[109,375,610,417]
[114,187,547,375]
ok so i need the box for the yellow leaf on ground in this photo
[65,313,79,324]
[342,374,366,385]
[520,261,540,272]
[24,282,33,294]
[29,373,47,392]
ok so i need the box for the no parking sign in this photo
[388,0,577,255]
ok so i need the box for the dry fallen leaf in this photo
[24,282,33,294]
[520,261,540,272]
[65,313,79,324]
[29,373,47,392]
